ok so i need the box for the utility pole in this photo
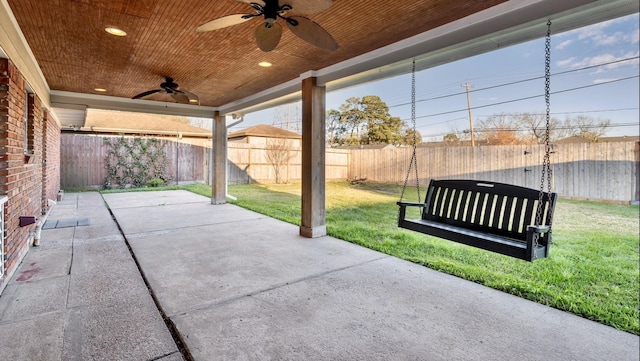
[272,107,282,128]
[286,104,290,131]
[462,82,475,147]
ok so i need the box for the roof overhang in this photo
[219,0,639,115]
[50,90,220,128]
[3,0,638,126]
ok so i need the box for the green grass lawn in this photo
[183,181,639,335]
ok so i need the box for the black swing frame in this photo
[397,21,557,262]
[398,179,556,261]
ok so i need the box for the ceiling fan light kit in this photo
[132,77,199,105]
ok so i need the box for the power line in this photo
[389,56,639,109]
[406,75,639,121]
[476,107,639,118]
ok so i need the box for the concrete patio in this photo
[0,190,638,360]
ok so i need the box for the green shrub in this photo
[146,177,165,187]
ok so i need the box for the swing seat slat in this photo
[397,179,557,262]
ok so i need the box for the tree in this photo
[477,113,526,145]
[327,95,414,146]
[265,137,293,184]
[326,109,343,147]
[360,96,398,144]
[367,114,404,144]
[518,112,565,143]
[443,133,460,144]
[444,125,471,145]
[401,127,423,146]
[340,97,366,144]
[446,112,611,146]
[564,115,610,141]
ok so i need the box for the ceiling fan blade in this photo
[236,0,266,7]
[196,14,254,32]
[285,0,332,14]
[285,16,338,52]
[171,92,190,104]
[236,0,265,6]
[255,21,282,52]
[132,89,162,99]
[179,89,200,104]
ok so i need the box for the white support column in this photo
[211,111,227,205]
[299,76,327,238]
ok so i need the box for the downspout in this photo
[176,130,180,185]
[33,198,57,246]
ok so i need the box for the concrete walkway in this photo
[1,190,638,360]
[0,191,181,360]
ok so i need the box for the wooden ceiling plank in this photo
[7,0,635,113]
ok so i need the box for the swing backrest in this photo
[422,179,556,241]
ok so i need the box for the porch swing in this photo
[397,21,557,262]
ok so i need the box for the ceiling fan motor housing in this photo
[160,78,178,92]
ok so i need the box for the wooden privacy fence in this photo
[61,134,639,203]
[61,134,207,188]
[349,141,639,203]
[226,143,349,184]
[61,134,349,187]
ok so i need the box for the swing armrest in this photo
[396,201,425,208]
[397,201,425,223]
[526,225,553,259]
[527,225,551,234]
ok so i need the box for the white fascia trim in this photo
[50,90,219,118]
[218,77,302,116]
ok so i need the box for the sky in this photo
[229,13,640,141]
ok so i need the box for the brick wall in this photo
[0,58,57,287]
[42,109,61,205]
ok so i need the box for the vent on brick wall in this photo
[19,216,36,227]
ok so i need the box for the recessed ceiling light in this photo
[189,99,198,103]
[258,61,272,67]
[94,88,107,92]
[105,27,127,37]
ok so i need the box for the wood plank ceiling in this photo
[6,0,506,107]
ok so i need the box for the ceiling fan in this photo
[196,0,338,52]
[132,77,199,104]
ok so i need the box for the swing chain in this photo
[399,59,421,205]
[534,20,553,258]
[544,20,553,201]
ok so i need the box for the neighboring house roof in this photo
[418,139,489,147]
[555,135,640,143]
[80,109,211,137]
[333,144,396,150]
[601,136,640,142]
[228,124,301,140]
